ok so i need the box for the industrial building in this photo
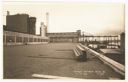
[46,30,80,43]
[5,12,36,35]
[29,17,36,34]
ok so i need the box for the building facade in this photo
[46,31,80,43]
[5,13,36,35]
[29,17,36,35]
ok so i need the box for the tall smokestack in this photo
[46,12,49,33]
[40,22,46,37]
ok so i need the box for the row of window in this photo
[3,35,49,43]
[47,33,78,36]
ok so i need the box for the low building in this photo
[46,31,80,43]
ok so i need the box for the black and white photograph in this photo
[2,0,125,80]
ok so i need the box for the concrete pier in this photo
[4,43,124,79]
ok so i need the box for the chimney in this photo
[40,22,46,37]
[7,11,10,15]
[46,12,49,33]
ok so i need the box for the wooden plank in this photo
[77,45,85,51]
[73,48,80,57]
[32,74,82,79]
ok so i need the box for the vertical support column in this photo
[103,36,106,42]
[4,33,7,45]
[111,36,113,48]
[37,38,39,42]
[83,36,85,43]
[109,36,111,48]
[55,37,56,42]
[22,35,24,43]
[83,33,84,44]
[112,36,114,48]
[37,38,38,42]
[99,36,100,49]
[104,36,105,42]
[87,36,89,44]
[109,36,110,46]
[114,36,115,48]
[32,36,34,43]
[85,36,86,43]
[41,38,42,43]
[99,36,100,43]
[93,36,95,42]
[88,37,90,43]
[115,36,117,47]
[28,35,29,43]
[113,37,116,48]
[111,36,112,48]
[106,36,108,43]
[117,36,118,47]
[106,36,108,48]
[108,36,109,48]
[14,34,16,44]
[34,37,37,43]
[92,36,94,48]
[116,36,117,48]
[39,38,40,43]
[110,36,112,48]
[108,36,109,43]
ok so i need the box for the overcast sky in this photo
[3,1,125,35]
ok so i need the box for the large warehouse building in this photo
[5,13,36,35]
